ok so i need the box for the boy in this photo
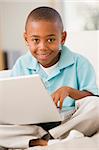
[0,6,99,148]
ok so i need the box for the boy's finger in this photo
[51,95,59,107]
[51,94,55,100]
[53,95,59,106]
[59,98,64,109]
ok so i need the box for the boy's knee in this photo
[76,96,99,115]
[88,96,99,105]
[84,96,99,115]
[78,96,99,105]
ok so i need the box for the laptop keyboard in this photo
[57,107,76,121]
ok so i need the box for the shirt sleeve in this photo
[77,55,99,95]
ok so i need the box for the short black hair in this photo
[25,6,63,31]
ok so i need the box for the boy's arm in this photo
[68,87,93,100]
[51,86,93,109]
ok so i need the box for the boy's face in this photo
[24,20,67,67]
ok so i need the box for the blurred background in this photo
[0,0,99,71]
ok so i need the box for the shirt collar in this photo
[25,51,39,71]
[58,46,75,70]
[47,46,75,80]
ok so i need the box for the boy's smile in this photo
[24,20,66,67]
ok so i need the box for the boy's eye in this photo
[47,38,55,43]
[32,39,40,44]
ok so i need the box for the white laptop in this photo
[0,75,75,125]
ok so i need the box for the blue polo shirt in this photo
[11,46,98,109]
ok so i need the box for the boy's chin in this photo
[39,62,52,68]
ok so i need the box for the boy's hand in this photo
[51,86,71,109]
[51,86,93,109]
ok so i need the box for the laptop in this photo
[0,75,75,125]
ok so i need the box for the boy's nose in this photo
[39,42,47,50]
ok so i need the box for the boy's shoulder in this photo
[11,51,37,76]
[61,46,93,70]
[16,51,32,61]
[15,51,36,66]
[11,51,38,75]
[62,46,89,63]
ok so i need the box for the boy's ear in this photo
[24,32,28,46]
[61,31,67,45]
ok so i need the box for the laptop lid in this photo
[0,75,62,125]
